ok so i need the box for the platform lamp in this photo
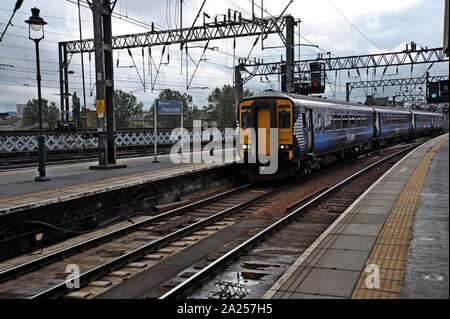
[25,7,50,182]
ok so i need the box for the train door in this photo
[302,109,314,153]
[374,113,381,138]
[257,108,271,157]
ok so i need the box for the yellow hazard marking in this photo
[352,137,448,299]
[96,99,105,114]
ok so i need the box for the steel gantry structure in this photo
[58,1,293,167]
[345,75,450,102]
[237,47,448,81]
[58,14,290,121]
[234,46,449,108]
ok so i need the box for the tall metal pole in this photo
[58,43,65,120]
[92,0,108,167]
[180,0,183,75]
[153,100,159,163]
[285,15,295,93]
[102,0,117,165]
[34,38,50,182]
[90,0,125,169]
[77,0,88,129]
[234,65,243,125]
[346,82,351,102]
[63,45,70,121]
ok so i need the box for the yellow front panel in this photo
[257,108,271,156]
[276,99,294,159]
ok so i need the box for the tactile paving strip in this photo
[352,138,448,299]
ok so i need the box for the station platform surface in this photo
[0,150,234,216]
[264,134,449,299]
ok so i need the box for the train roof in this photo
[241,92,442,116]
[412,110,443,116]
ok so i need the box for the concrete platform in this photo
[0,150,234,216]
[264,134,449,299]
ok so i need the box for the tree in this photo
[72,92,83,129]
[22,98,59,129]
[114,89,144,128]
[207,85,253,127]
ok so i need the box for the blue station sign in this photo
[156,100,182,115]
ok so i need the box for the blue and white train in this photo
[238,93,445,178]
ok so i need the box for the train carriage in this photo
[412,110,433,136]
[372,107,412,141]
[238,93,444,179]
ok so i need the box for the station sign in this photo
[156,100,182,115]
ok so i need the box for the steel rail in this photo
[159,143,422,299]
[0,183,252,284]
[28,182,285,299]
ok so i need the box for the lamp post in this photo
[25,8,50,182]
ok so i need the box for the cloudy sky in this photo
[0,0,447,113]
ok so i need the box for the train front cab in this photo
[239,97,300,179]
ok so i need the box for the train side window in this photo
[342,115,349,129]
[324,114,332,131]
[279,111,291,129]
[317,112,323,131]
[350,115,356,128]
[241,112,252,129]
[333,114,342,130]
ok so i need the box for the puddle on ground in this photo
[189,256,296,299]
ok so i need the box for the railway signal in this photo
[427,80,449,103]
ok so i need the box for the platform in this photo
[264,134,449,299]
[0,149,235,216]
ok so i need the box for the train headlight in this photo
[241,144,249,150]
[280,144,290,150]
[280,145,285,150]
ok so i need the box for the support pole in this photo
[102,1,117,165]
[77,0,88,129]
[153,100,159,163]
[285,15,295,93]
[58,43,65,121]
[63,45,70,122]
[234,65,243,126]
[346,82,351,102]
[34,38,50,182]
[90,0,126,170]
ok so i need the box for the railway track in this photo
[0,182,290,299]
[159,142,423,299]
[0,139,429,299]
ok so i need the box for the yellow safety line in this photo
[352,137,448,299]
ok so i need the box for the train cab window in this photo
[279,111,291,129]
[324,114,332,131]
[241,112,252,129]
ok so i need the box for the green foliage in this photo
[207,85,253,127]
[114,89,144,128]
[22,98,59,129]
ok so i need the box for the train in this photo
[238,93,445,179]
